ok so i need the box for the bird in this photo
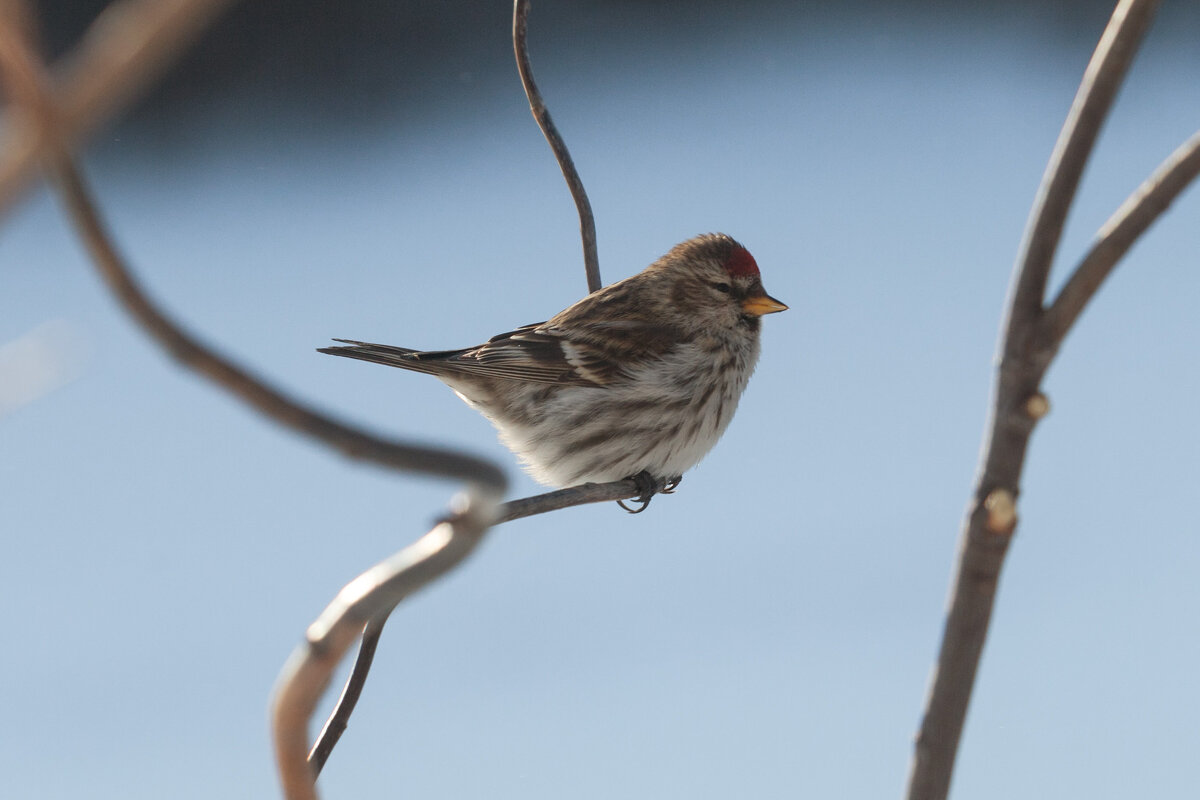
[320,233,786,500]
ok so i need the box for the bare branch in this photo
[0,0,238,214]
[306,474,667,774]
[1003,0,1159,354]
[513,0,601,294]
[496,476,663,523]
[273,493,501,800]
[906,2,1165,799]
[1040,129,1200,349]
[306,616,386,776]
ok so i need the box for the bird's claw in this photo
[616,472,682,513]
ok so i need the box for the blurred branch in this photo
[513,0,601,294]
[2,4,504,484]
[4,2,673,797]
[292,470,656,793]
[306,473,667,777]
[4,18,511,798]
[306,616,385,775]
[274,493,502,800]
[0,0,238,214]
[0,0,43,108]
[53,157,506,485]
[906,2,1181,799]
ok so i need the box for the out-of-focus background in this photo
[3,1,1199,797]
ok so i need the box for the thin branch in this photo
[273,493,501,800]
[1040,129,1200,349]
[496,476,662,523]
[0,0,239,214]
[513,0,601,294]
[906,2,1163,799]
[306,616,386,776]
[306,474,666,775]
[1003,0,1159,355]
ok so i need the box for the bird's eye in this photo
[712,282,732,294]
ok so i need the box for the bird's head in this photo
[652,233,788,334]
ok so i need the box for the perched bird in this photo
[320,233,786,494]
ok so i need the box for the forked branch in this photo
[1004,0,1159,340]
[303,473,669,778]
[273,494,502,800]
[305,616,385,775]
[1040,129,1200,348]
[906,1,1200,799]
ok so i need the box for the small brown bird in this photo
[321,233,786,490]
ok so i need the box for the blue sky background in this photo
[3,3,1199,798]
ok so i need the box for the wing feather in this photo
[321,293,689,386]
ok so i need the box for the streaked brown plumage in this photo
[320,233,786,487]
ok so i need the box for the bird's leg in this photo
[661,476,682,494]
[616,470,669,513]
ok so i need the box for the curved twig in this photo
[306,474,668,776]
[52,123,505,800]
[0,0,239,214]
[513,0,601,293]
[906,2,1170,799]
[274,491,502,800]
[306,616,386,775]
[51,159,505,486]
[3,8,498,484]
[3,23,509,800]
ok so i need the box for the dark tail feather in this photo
[318,339,464,375]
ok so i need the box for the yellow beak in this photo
[741,293,788,316]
